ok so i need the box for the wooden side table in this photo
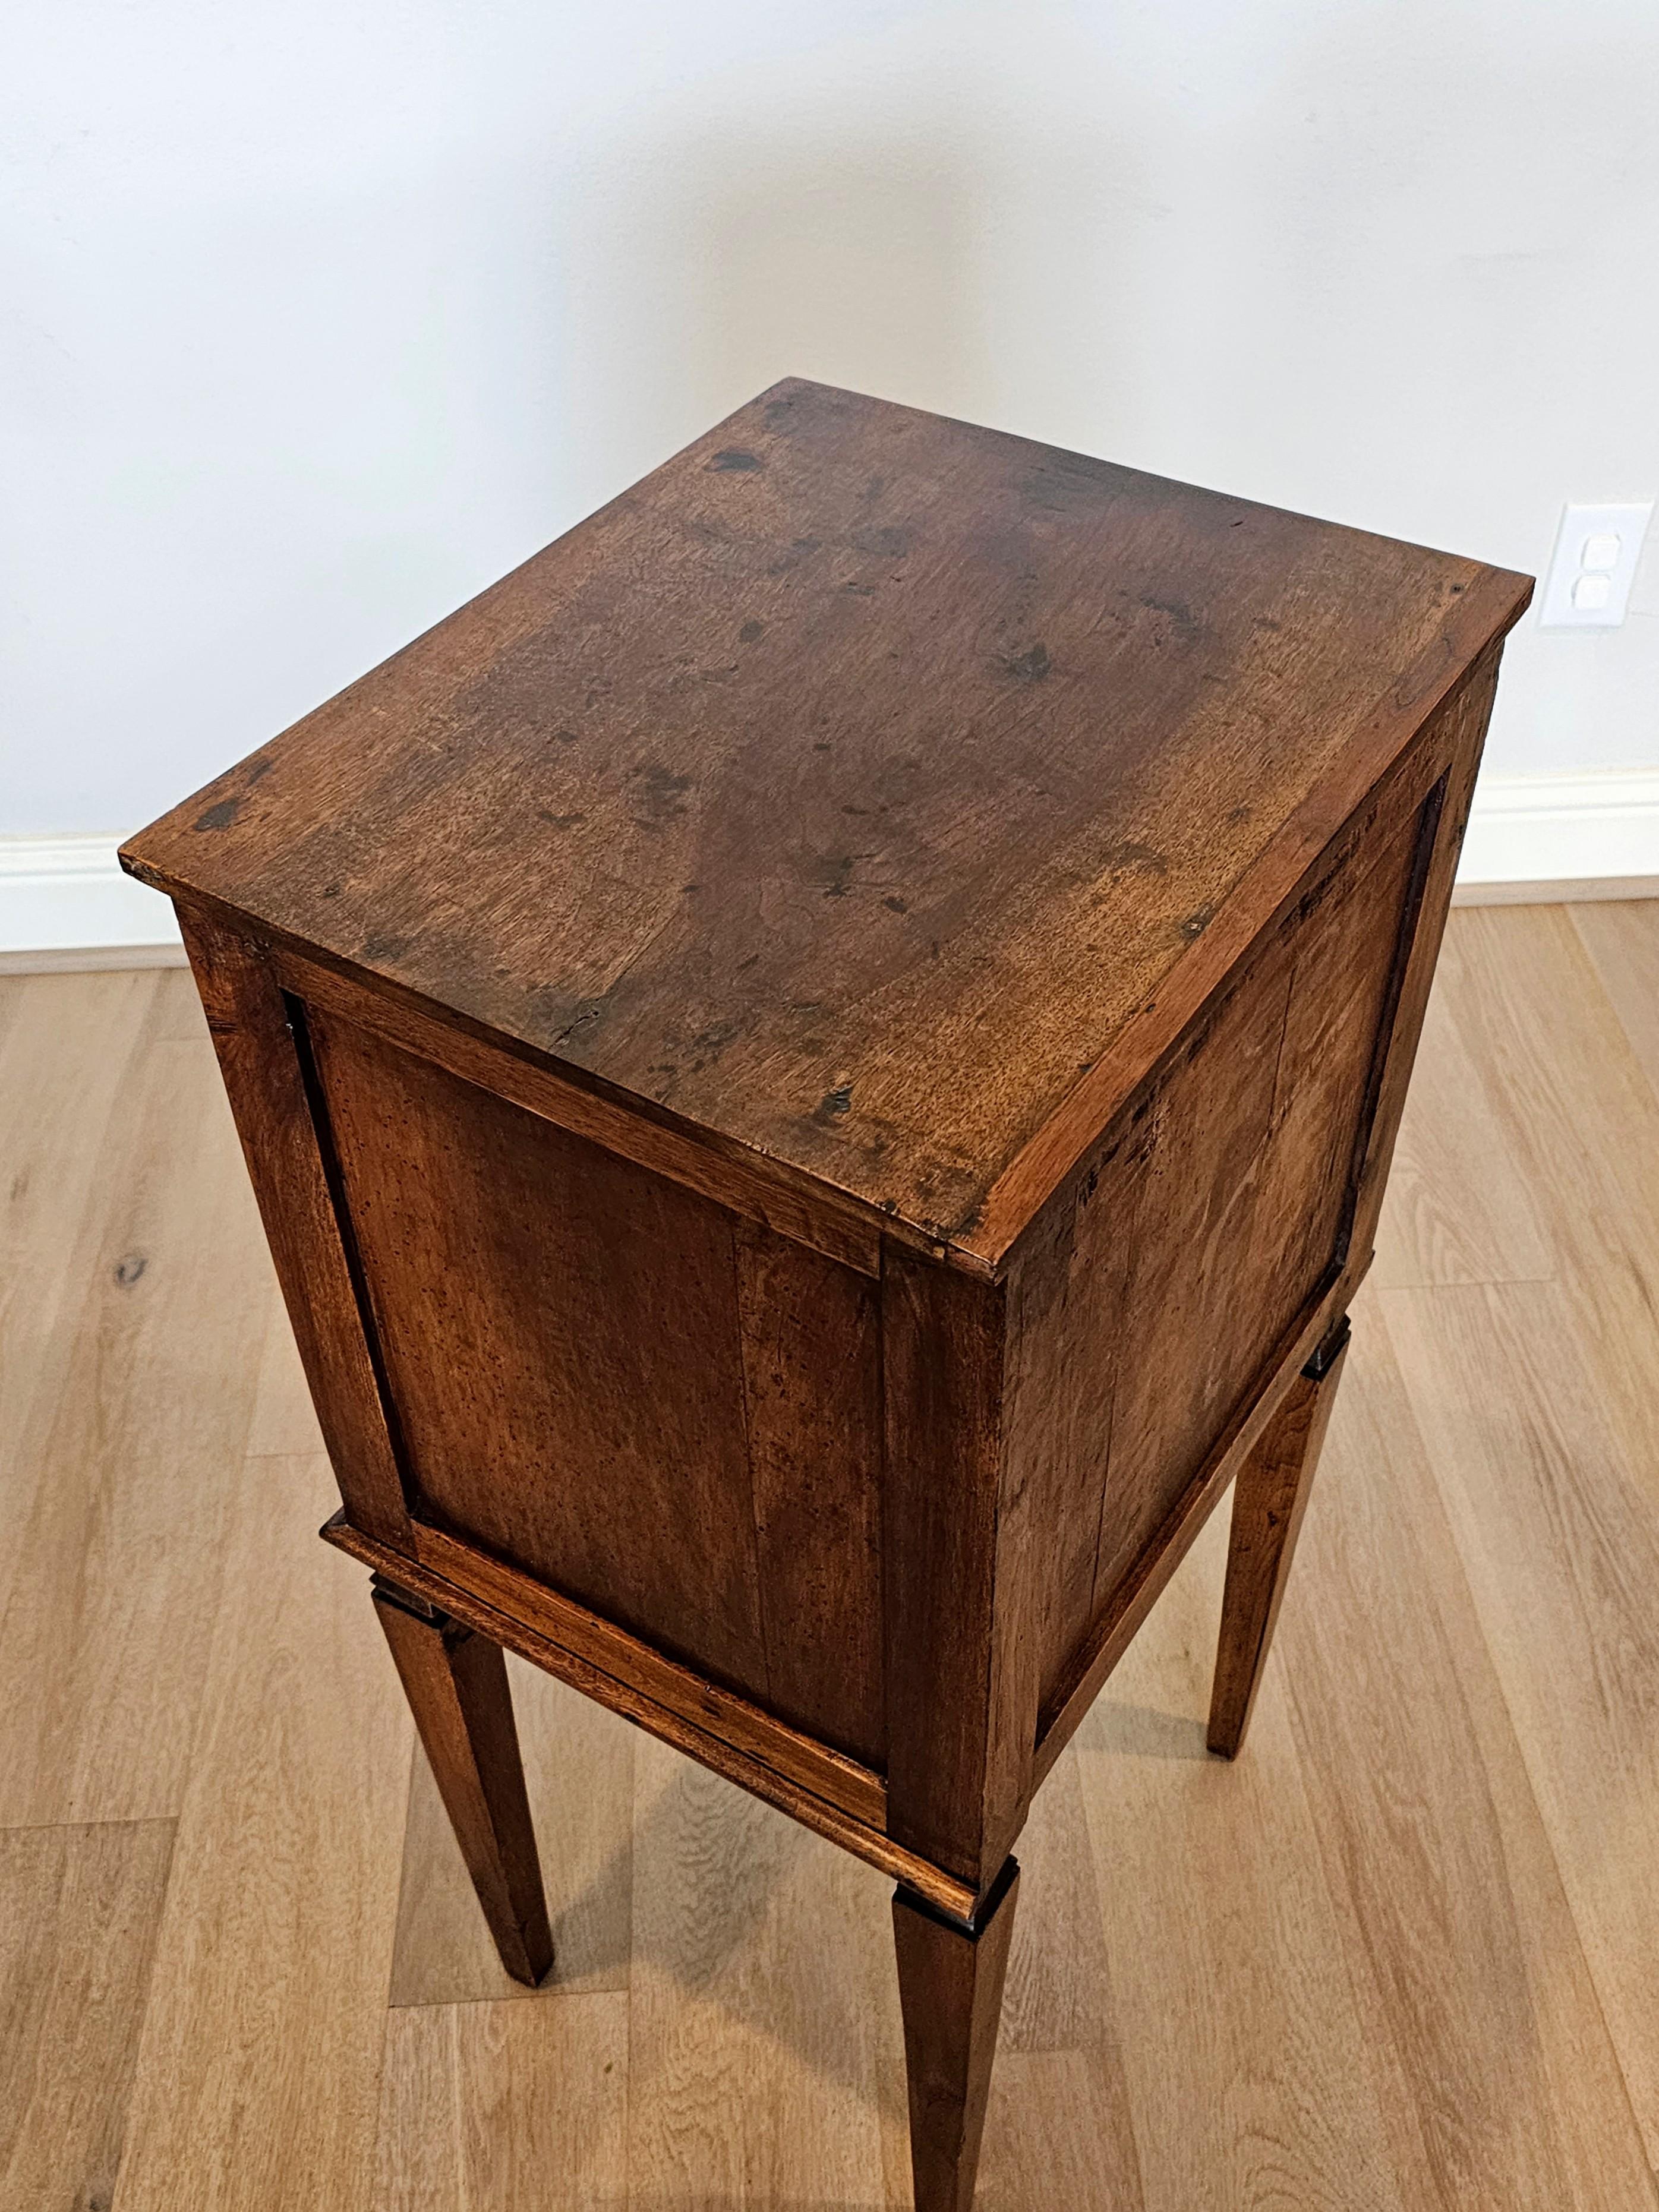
[123,380,1531,2209]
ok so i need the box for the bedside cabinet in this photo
[122,378,1531,2210]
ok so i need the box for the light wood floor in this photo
[5,901,1659,2210]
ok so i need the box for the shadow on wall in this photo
[528,76,1152,528]
[545,117,988,512]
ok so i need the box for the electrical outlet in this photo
[1539,501,1653,627]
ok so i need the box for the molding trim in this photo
[0,834,184,973]
[5,770,1659,971]
[1457,765,1659,890]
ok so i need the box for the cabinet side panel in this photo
[1014,741,1450,1724]
[1089,930,1299,1613]
[1003,1114,1150,1721]
[1240,774,1443,1326]
[1345,637,1502,1264]
[301,1006,885,1762]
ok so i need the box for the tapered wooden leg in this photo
[892,1855,1020,2212]
[1208,1314,1351,1759]
[371,1572,553,1985]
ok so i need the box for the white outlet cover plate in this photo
[1540,501,1653,628]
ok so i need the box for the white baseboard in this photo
[1457,765,1659,891]
[5,771,1659,972]
[0,834,184,974]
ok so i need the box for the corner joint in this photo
[1302,1312,1352,1383]
[894,1853,1020,1940]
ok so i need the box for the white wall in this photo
[5,0,1657,844]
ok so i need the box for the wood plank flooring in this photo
[3,905,1658,2209]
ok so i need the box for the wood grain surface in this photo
[121,380,1529,1263]
[1206,1323,1349,1758]
[373,1580,554,1989]
[18,918,1659,2207]
[0,1819,174,2211]
[304,1002,889,1769]
[0,976,272,1827]
[387,1652,632,2009]
[0,970,163,1525]
[110,1450,412,2212]
[177,908,413,1548]
[310,1003,772,1693]
[376,1992,628,2210]
[892,1860,1021,2212]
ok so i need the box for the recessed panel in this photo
[1020,775,1437,1721]
[304,1011,884,1765]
